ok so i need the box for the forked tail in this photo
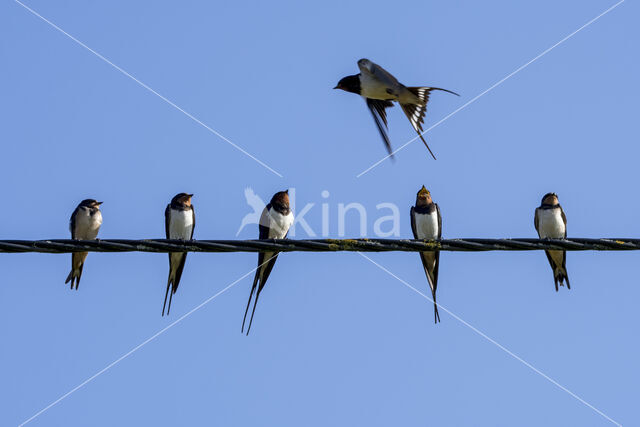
[402,87,458,160]
[64,253,85,290]
[242,273,260,334]
[162,274,173,316]
[554,267,571,290]
[432,292,441,324]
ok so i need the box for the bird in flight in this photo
[66,199,103,290]
[534,192,571,291]
[242,190,294,335]
[410,186,442,323]
[163,193,195,315]
[334,58,458,160]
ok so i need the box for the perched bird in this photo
[163,193,195,316]
[410,186,442,323]
[65,199,103,290]
[534,192,570,291]
[242,190,294,335]
[334,58,458,159]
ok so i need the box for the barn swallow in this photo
[334,58,458,159]
[65,199,103,290]
[534,192,570,291]
[410,186,442,323]
[163,193,195,316]
[242,190,294,335]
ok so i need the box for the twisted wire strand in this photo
[0,238,639,253]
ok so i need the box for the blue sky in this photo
[1,0,638,425]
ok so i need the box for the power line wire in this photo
[1,238,639,253]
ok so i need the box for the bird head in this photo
[172,193,193,207]
[416,186,432,205]
[79,199,103,209]
[333,75,361,94]
[541,192,559,206]
[271,190,290,209]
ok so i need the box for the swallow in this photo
[163,193,195,316]
[534,192,570,291]
[410,186,442,323]
[242,190,294,335]
[334,58,458,159]
[65,199,103,290]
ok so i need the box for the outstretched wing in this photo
[366,98,395,157]
[357,58,400,88]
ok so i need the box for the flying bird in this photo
[65,199,103,290]
[163,193,195,315]
[334,58,458,160]
[242,190,294,335]
[534,192,570,291]
[410,186,442,323]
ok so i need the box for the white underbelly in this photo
[537,209,565,238]
[415,212,439,240]
[268,210,294,239]
[169,209,194,239]
[75,210,102,239]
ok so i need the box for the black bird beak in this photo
[96,201,104,205]
[333,85,339,90]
